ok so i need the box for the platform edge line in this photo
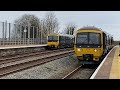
[90,46,117,79]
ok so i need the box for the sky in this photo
[0,11,120,41]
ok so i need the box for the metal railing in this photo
[0,21,47,46]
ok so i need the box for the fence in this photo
[0,21,47,46]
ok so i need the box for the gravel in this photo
[0,54,80,79]
[69,68,95,79]
[0,50,72,68]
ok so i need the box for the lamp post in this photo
[5,20,7,40]
[28,21,31,45]
[41,20,43,44]
[24,26,27,45]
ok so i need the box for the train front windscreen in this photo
[76,32,101,48]
[48,36,58,42]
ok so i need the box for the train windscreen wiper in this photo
[89,40,95,45]
[80,38,88,44]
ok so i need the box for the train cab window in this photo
[89,33,100,45]
[52,36,58,41]
[48,36,52,41]
[76,32,101,48]
[48,36,58,42]
[76,33,100,45]
[76,33,88,44]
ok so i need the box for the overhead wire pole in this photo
[28,22,30,45]
[2,22,4,46]
[41,27,42,44]
[5,21,7,46]
[24,26,27,45]
[14,24,16,45]
[36,27,38,44]
[9,23,11,45]
[41,21,43,44]
[20,25,22,45]
[16,24,18,45]
[32,26,33,44]
[38,27,39,44]
[33,26,34,45]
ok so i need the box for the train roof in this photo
[78,26,113,37]
[59,34,74,37]
[48,33,74,38]
[79,26,102,31]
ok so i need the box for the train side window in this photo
[103,33,106,49]
[61,36,65,44]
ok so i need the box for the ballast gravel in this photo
[0,54,80,79]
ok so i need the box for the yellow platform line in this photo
[109,46,120,79]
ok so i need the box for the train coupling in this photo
[83,54,93,61]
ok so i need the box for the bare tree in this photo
[12,12,59,44]
[64,23,76,35]
[13,14,40,39]
[15,14,40,27]
[42,12,59,35]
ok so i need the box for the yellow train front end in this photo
[47,34,59,49]
[75,47,103,61]
[74,29,104,64]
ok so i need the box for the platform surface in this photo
[90,46,120,79]
[0,44,47,50]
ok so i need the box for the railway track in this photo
[0,49,74,77]
[62,48,111,79]
[0,48,73,65]
[62,65,83,79]
[62,65,97,79]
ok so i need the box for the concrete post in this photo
[33,26,34,44]
[2,22,4,46]
[28,23,30,45]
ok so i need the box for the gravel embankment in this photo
[0,54,80,79]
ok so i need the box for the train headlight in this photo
[78,48,81,51]
[94,49,97,52]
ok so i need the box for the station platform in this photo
[0,44,47,57]
[0,44,47,50]
[90,46,120,79]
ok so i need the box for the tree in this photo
[64,23,76,35]
[42,12,59,35]
[13,14,40,39]
[12,12,60,44]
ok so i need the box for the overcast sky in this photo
[0,11,120,41]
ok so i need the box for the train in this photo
[47,33,74,49]
[74,26,114,64]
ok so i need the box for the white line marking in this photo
[0,44,47,50]
[90,46,117,79]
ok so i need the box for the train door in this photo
[103,32,107,54]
